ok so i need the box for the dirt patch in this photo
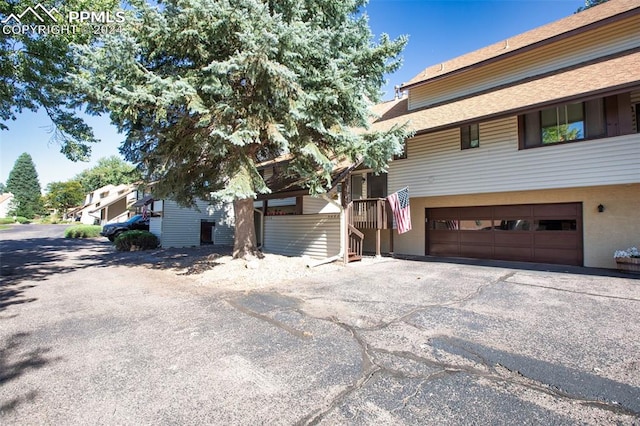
[107,244,346,289]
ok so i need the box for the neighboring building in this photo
[74,184,138,225]
[363,0,640,269]
[0,193,14,218]
[142,197,235,248]
[143,157,353,258]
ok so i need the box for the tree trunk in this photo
[233,197,261,259]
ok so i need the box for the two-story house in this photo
[362,0,639,269]
[74,184,138,225]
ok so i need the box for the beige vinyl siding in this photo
[159,200,205,247]
[302,195,340,214]
[149,217,162,239]
[389,117,640,198]
[263,214,340,258]
[208,202,235,246]
[158,199,234,248]
[409,14,640,110]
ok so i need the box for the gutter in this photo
[306,194,345,268]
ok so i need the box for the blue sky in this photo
[0,0,584,189]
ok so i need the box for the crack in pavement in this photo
[225,299,312,340]
[503,280,640,302]
[225,270,639,423]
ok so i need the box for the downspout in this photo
[306,194,345,268]
[254,207,264,249]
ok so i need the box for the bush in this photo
[16,216,31,224]
[114,230,160,251]
[64,225,102,238]
[0,217,15,224]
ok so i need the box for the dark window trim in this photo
[414,82,640,138]
[394,140,408,160]
[518,93,634,150]
[461,123,480,150]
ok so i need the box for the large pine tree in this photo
[74,0,411,258]
[6,153,43,219]
[0,0,120,161]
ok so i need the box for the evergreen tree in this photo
[74,156,141,193]
[0,0,120,161]
[6,153,43,218]
[74,0,411,259]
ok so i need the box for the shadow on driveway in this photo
[0,332,59,413]
[394,254,640,280]
[428,335,640,416]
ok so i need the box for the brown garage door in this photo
[426,203,583,266]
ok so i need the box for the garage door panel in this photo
[494,205,532,217]
[494,246,533,261]
[494,232,533,247]
[535,248,580,264]
[533,203,578,217]
[460,232,493,244]
[430,244,459,256]
[458,206,492,219]
[426,203,582,266]
[430,231,459,243]
[535,233,579,249]
[460,245,493,258]
[429,208,459,220]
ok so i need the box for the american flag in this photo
[388,187,412,234]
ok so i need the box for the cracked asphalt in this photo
[1,225,639,424]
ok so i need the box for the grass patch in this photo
[0,217,15,224]
[64,224,102,239]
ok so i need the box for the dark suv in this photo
[100,215,150,241]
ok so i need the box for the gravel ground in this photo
[101,243,347,290]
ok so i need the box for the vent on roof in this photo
[504,39,510,50]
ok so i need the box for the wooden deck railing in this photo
[350,198,390,229]
[345,198,391,262]
[347,224,364,262]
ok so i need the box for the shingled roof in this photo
[256,156,360,200]
[402,0,639,90]
[368,0,640,135]
[371,51,640,134]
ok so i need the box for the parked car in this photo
[100,214,150,242]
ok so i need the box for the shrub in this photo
[64,225,102,238]
[114,230,159,251]
[0,217,15,224]
[16,216,31,224]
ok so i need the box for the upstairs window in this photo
[461,123,479,149]
[519,94,633,149]
[540,103,585,144]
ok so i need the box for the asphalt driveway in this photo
[1,225,639,424]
